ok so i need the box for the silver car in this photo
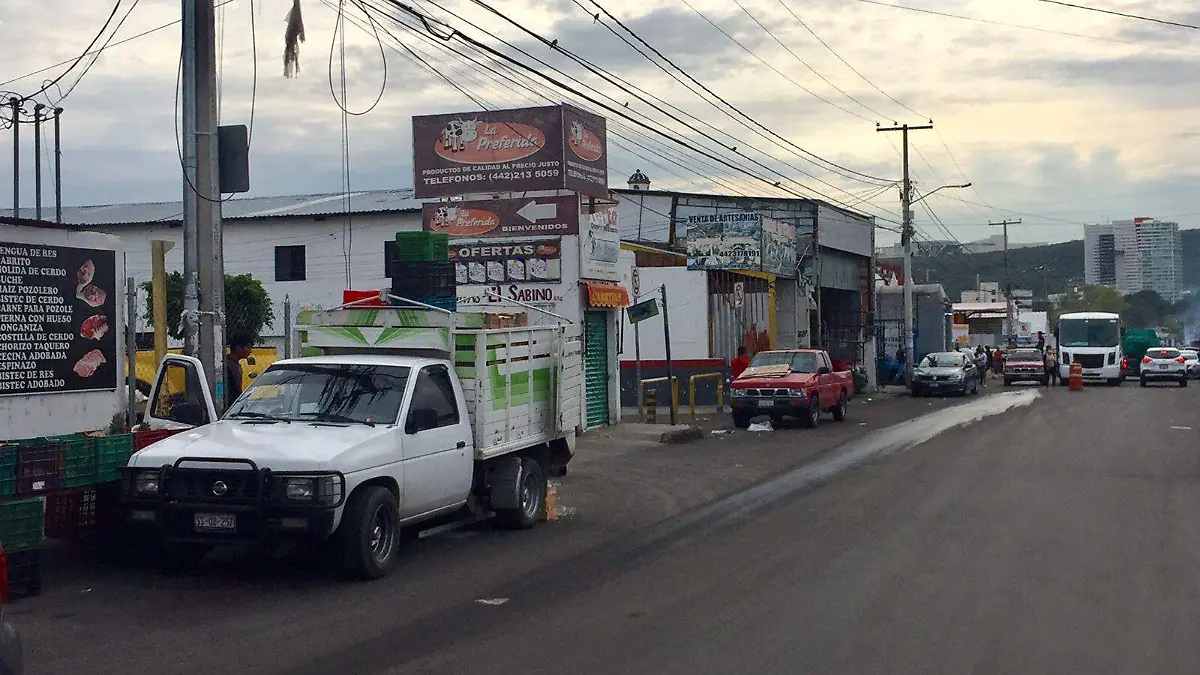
[1180,349,1200,380]
[1140,347,1188,387]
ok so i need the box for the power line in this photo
[1037,0,1200,31]
[775,0,924,120]
[15,0,124,102]
[53,0,143,106]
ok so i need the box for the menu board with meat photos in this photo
[449,239,562,284]
[0,242,118,396]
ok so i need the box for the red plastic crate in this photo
[133,428,185,452]
[44,485,120,540]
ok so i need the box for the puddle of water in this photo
[650,389,1041,548]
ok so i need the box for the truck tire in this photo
[832,391,848,422]
[495,457,545,531]
[800,396,820,429]
[732,413,751,429]
[338,485,400,580]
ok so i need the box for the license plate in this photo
[1159,364,1169,370]
[758,400,775,407]
[194,513,236,533]
[929,383,941,388]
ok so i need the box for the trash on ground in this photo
[858,423,867,426]
[711,429,730,435]
[1171,426,1192,430]
[747,421,773,432]
[476,598,510,606]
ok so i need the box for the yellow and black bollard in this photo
[646,387,657,424]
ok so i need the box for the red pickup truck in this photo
[731,349,855,429]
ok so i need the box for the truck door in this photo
[400,364,474,518]
[143,354,218,430]
[816,353,834,402]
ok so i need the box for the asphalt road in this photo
[20,380,1200,673]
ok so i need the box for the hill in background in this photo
[882,229,1200,301]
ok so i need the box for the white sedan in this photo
[1181,349,1200,380]
[1140,347,1188,387]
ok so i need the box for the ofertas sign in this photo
[0,242,118,395]
[424,195,580,239]
[450,239,563,284]
[412,104,608,199]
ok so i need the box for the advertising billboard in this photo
[0,242,118,396]
[579,208,621,282]
[449,239,563,284]
[423,195,580,239]
[412,104,608,199]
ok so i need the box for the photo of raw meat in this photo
[468,262,486,284]
[486,260,505,282]
[75,259,95,291]
[73,349,106,378]
[77,283,106,308]
[506,259,526,281]
[529,257,549,280]
[80,315,109,340]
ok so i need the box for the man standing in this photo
[1036,331,1046,352]
[225,337,253,410]
[1044,348,1059,386]
[731,346,751,380]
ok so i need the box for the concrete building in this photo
[1085,218,1183,301]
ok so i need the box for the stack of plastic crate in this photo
[391,231,456,311]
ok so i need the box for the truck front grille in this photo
[166,470,260,504]
[744,388,789,397]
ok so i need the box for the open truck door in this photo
[143,354,218,430]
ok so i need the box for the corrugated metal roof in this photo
[14,189,421,227]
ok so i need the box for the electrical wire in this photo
[730,0,890,120]
[775,0,924,120]
[327,0,389,116]
[17,1,124,103]
[583,0,895,186]
[1037,0,1200,31]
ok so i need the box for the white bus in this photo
[1057,311,1123,385]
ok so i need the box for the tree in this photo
[1122,290,1170,328]
[1049,285,1128,327]
[142,272,274,345]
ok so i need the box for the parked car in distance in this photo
[1180,349,1200,380]
[1140,347,1188,388]
[1003,348,1048,386]
[911,351,981,397]
[730,349,854,429]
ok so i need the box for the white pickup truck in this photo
[121,304,584,578]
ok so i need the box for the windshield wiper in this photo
[303,412,376,427]
[227,411,292,424]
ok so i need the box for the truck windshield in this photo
[748,352,819,373]
[1058,319,1119,348]
[226,364,411,425]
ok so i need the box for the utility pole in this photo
[990,219,1021,342]
[53,108,63,223]
[33,104,44,221]
[877,122,933,386]
[10,97,19,219]
[181,0,226,408]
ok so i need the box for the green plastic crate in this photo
[395,231,449,262]
[0,497,44,553]
[95,434,135,483]
[58,436,97,488]
[0,446,15,498]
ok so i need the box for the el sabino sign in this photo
[0,243,118,396]
[412,104,608,199]
[423,195,580,239]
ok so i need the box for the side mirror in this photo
[817,366,831,375]
[406,407,439,434]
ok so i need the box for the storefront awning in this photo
[583,282,631,308]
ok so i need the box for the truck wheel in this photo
[832,392,848,421]
[732,413,751,429]
[496,457,545,531]
[800,396,820,429]
[338,485,400,580]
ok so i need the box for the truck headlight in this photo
[789,389,807,398]
[277,475,344,505]
[731,389,747,398]
[284,478,315,501]
[134,471,160,495]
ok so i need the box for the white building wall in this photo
[618,267,709,361]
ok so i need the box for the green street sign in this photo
[628,298,659,324]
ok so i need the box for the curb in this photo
[659,426,705,445]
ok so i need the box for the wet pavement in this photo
[13,383,1114,674]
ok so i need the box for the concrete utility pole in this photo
[877,123,933,386]
[990,219,1021,341]
[181,0,226,408]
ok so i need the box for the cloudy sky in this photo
[1,0,1199,247]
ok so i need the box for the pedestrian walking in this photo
[993,346,1005,376]
[984,346,994,376]
[975,347,989,386]
[1044,349,1059,386]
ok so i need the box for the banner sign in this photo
[412,104,608,199]
[685,212,797,278]
[450,239,563,284]
[579,208,620,281]
[424,195,579,239]
[0,242,118,396]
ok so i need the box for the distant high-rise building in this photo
[1084,218,1183,301]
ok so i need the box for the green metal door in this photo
[584,310,610,428]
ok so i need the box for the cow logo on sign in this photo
[568,119,604,162]
[435,119,545,164]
